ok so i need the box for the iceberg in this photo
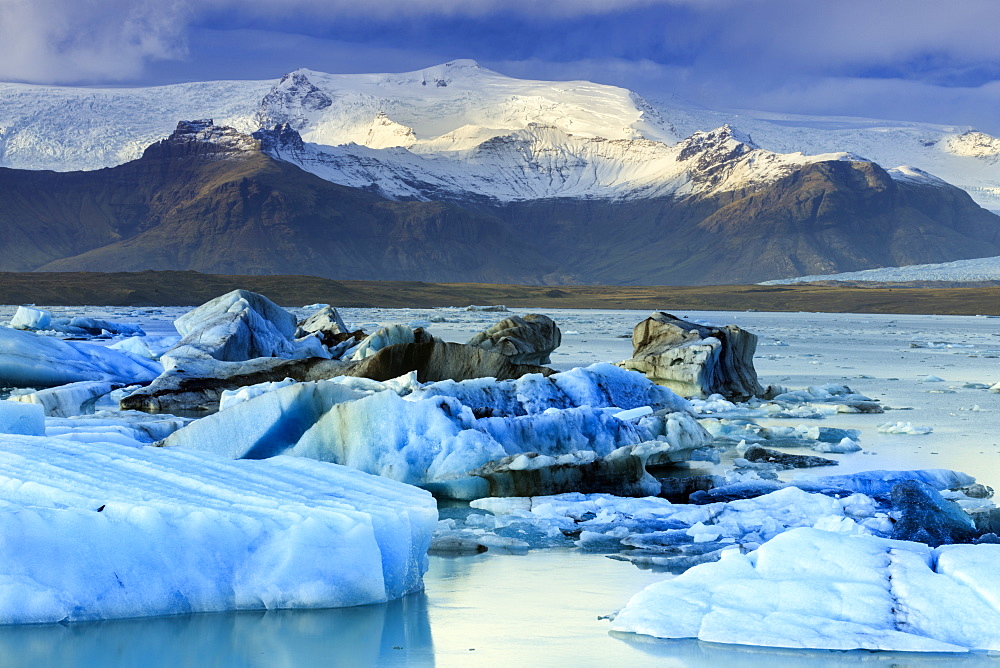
[44,410,193,447]
[0,436,437,624]
[611,527,1000,652]
[620,312,764,400]
[7,381,116,417]
[162,364,710,498]
[8,306,51,331]
[466,314,561,365]
[8,307,143,338]
[0,327,162,388]
[162,289,328,370]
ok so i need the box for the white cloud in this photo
[0,0,189,83]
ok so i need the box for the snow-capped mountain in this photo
[258,121,860,202]
[662,105,1000,211]
[2,59,999,209]
[2,118,998,285]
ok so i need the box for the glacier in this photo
[0,437,437,624]
[2,60,998,209]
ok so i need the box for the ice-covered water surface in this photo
[1,304,999,664]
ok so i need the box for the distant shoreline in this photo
[1,271,999,315]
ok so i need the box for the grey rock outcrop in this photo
[620,312,764,400]
[466,314,561,365]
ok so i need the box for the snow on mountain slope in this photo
[257,61,679,150]
[0,60,675,172]
[260,122,857,202]
[0,80,270,171]
[761,255,1000,284]
[1,59,999,207]
[661,104,1000,210]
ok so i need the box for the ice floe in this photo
[0,437,436,624]
[6,380,116,417]
[611,527,1000,652]
[877,421,933,435]
[0,327,162,387]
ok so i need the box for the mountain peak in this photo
[442,59,483,69]
[143,120,260,160]
[676,125,756,165]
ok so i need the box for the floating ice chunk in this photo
[990,382,1000,393]
[466,314,561,365]
[7,381,115,417]
[813,437,862,454]
[805,469,975,498]
[0,328,162,388]
[465,305,508,312]
[219,378,298,411]
[9,306,51,331]
[797,425,860,442]
[612,527,1000,652]
[109,335,181,360]
[351,324,419,360]
[163,290,326,370]
[0,437,436,624]
[877,421,933,435]
[686,521,721,543]
[921,375,945,383]
[163,379,372,459]
[64,317,145,337]
[890,479,977,546]
[612,406,654,421]
[45,410,193,445]
[473,486,881,554]
[416,363,690,417]
[175,290,296,339]
[0,401,45,435]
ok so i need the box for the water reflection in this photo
[613,631,1000,667]
[0,594,434,668]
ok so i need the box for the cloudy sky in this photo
[2,0,998,133]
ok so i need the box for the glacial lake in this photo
[1,306,999,665]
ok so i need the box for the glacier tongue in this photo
[0,436,437,624]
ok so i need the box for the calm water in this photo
[4,551,999,667]
[2,306,1000,664]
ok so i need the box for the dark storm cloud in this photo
[1,0,997,132]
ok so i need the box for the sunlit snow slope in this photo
[664,105,1000,211]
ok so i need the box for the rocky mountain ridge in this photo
[1,120,997,285]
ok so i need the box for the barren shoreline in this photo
[1,271,999,315]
